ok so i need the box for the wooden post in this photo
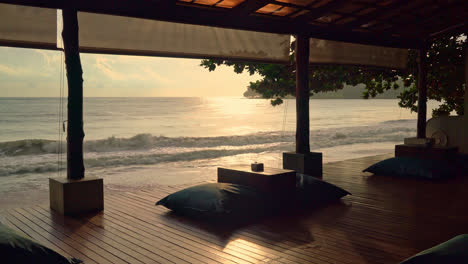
[417,44,428,139]
[295,34,310,153]
[465,47,468,117]
[62,9,85,180]
[284,35,322,177]
[463,47,468,154]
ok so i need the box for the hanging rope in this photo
[57,51,65,177]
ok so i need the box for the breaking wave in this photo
[0,119,416,176]
[0,132,291,157]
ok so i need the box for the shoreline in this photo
[0,147,394,210]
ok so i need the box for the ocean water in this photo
[0,97,439,204]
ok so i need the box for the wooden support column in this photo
[283,34,321,177]
[62,9,85,180]
[417,44,428,139]
[465,47,468,117]
[50,9,103,215]
[463,47,468,154]
[295,34,310,153]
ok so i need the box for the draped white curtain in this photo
[0,3,57,48]
[309,38,408,69]
[77,12,291,63]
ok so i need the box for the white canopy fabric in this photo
[0,4,409,67]
[77,12,291,63]
[0,3,57,49]
[309,38,408,69]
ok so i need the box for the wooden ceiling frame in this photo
[1,0,466,49]
[377,1,468,36]
[340,0,407,29]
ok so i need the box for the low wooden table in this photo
[217,166,296,193]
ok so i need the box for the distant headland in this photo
[243,84,404,99]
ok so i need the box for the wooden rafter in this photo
[341,0,408,29]
[404,2,468,32]
[385,1,468,35]
[429,21,468,39]
[231,0,273,16]
[294,0,348,22]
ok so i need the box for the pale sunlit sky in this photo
[0,46,260,97]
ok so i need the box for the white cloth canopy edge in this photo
[0,3,57,49]
[309,38,408,69]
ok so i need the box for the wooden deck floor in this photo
[1,154,468,264]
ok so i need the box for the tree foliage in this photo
[200,34,466,116]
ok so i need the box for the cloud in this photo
[0,64,57,79]
[35,50,62,67]
[141,67,173,84]
[35,50,51,66]
[0,47,261,97]
[95,56,124,80]
[0,64,18,75]
[94,56,143,81]
[93,55,174,84]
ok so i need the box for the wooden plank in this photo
[111,195,273,263]
[109,195,322,263]
[0,212,34,238]
[121,198,380,263]
[1,155,468,264]
[25,207,143,264]
[57,208,194,264]
[231,0,273,16]
[126,189,398,263]
[12,208,114,264]
[33,206,164,264]
[145,190,406,262]
[15,208,124,264]
[37,207,172,264]
[294,0,348,22]
[341,0,408,29]
[103,198,258,263]
[5,209,98,264]
[107,195,308,264]
[101,205,266,264]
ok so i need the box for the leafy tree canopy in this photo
[200,34,466,116]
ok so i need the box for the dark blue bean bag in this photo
[156,183,270,220]
[363,157,454,179]
[400,234,468,264]
[156,178,350,219]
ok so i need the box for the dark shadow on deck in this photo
[160,200,351,249]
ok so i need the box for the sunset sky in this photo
[0,46,260,97]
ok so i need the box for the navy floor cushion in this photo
[157,177,350,219]
[0,222,81,264]
[295,174,350,205]
[363,157,454,179]
[156,183,269,219]
[400,234,468,264]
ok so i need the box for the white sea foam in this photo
[0,119,415,176]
